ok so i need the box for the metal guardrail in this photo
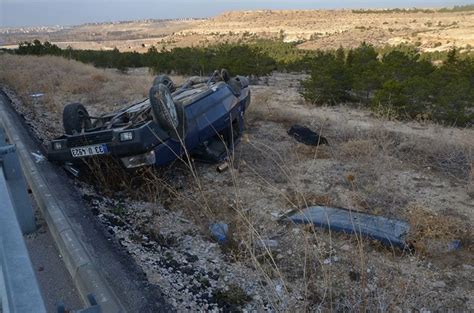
[0,127,104,313]
[0,128,46,313]
[0,92,124,312]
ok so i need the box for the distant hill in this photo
[1,8,473,53]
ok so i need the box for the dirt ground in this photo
[2,9,473,52]
[1,57,473,311]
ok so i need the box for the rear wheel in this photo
[220,69,230,82]
[153,74,176,92]
[62,103,92,135]
[149,84,186,140]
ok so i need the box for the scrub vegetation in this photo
[5,40,474,126]
[352,5,474,14]
[0,53,472,311]
[301,44,474,127]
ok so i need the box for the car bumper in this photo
[47,121,170,163]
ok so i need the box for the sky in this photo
[0,0,471,28]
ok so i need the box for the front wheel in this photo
[221,69,230,82]
[149,84,186,140]
[152,74,176,92]
[62,103,92,135]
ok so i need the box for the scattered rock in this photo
[323,256,339,265]
[340,244,351,251]
[75,184,267,311]
[349,270,360,282]
[255,239,280,250]
[432,280,446,288]
[275,284,283,295]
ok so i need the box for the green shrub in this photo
[301,44,473,126]
[10,41,474,126]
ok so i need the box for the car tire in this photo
[149,83,186,140]
[63,103,92,135]
[153,74,176,92]
[221,69,230,82]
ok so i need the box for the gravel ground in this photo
[78,183,278,311]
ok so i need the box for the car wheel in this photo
[153,74,176,92]
[63,103,92,135]
[149,83,186,140]
[221,69,230,82]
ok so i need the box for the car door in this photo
[192,85,236,142]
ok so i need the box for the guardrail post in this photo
[0,128,36,234]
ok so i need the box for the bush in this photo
[10,41,474,126]
[13,40,277,76]
[301,43,473,126]
[301,52,352,104]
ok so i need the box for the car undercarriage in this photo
[47,70,251,169]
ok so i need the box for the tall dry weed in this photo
[0,54,153,136]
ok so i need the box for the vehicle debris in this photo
[29,93,45,105]
[216,161,229,173]
[47,69,251,170]
[255,238,279,250]
[287,124,328,146]
[209,222,229,243]
[30,93,44,98]
[283,206,410,249]
[31,151,45,163]
[447,240,462,251]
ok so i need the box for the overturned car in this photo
[47,70,251,169]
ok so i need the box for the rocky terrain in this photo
[0,18,202,51]
[1,53,472,310]
[181,9,474,52]
[2,9,473,52]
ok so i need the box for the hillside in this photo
[2,9,474,52]
[181,9,474,52]
[0,19,203,51]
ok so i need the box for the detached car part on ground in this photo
[47,70,251,169]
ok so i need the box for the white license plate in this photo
[71,144,108,158]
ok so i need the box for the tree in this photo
[349,43,381,101]
[301,52,352,105]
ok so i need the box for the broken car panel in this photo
[284,206,410,249]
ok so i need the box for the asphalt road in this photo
[1,92,173,312]
[25,198,82,312]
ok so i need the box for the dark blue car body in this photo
[47,77,251,168]
[152,80,250,166]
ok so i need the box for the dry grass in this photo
[400,136,473,181]
[405,206,472,256]
[84,144,473,310]
[74,105,473,310]
[0,54,153,138]
[1,60,472,310]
